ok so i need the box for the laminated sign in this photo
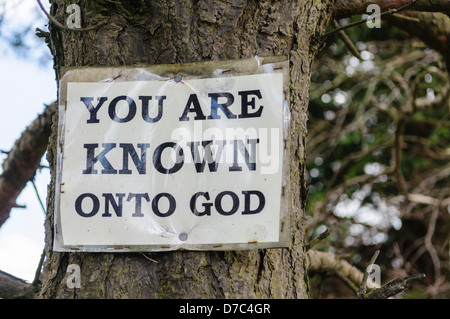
[54,56,291,252]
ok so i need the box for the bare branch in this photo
[424,207,441,295]
[333,0,450,19]
[305,250,367,292]
[322,0,418,38]
[332,20,362,59]
[0,270,34,299]
[36,0,108,32]
[365,274,426,299]
[306,250,426,298]
[331,1,450,61]
[0,102,57,227]
[305,228,332,251]
[357,250,380,298]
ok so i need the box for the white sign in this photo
[54,58,290,251]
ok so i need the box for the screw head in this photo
[174,74,182,83]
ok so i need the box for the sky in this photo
[0,0,55,282]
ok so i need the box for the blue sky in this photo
[0,0,55,282]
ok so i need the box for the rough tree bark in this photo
[38,0,334,298]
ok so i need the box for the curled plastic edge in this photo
[53,56,292,252]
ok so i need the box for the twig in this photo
[424,207,441,295]
[332,20,362,59]
[394,119,407,195]
[320,0,418,39]
[357,250,380,298]
[407,193,440,206]
[305,228,332,251]
[391,13,420,23]
[31,179,46,215]
[35,27,50,39]
[30,178,46,288]
[12,203,27,209]
[36,0,108,32]
[365,273,426,299]
[32,247,46,288]
[141,253,158,264]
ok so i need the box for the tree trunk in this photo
[38,0,333,299]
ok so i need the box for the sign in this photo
[54,56,290,251]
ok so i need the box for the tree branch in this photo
[357,250,380,298]
[387,11,450,59]
[306,250,425,298]
[0,102,57,227]
[36,0,108,32]
[305,228,332,251]
[331,0,450,63]
[365,274,426,299]
[306,250,366,292]
[0,270,34,299]
[331,20,362,59]
[322,0,418,38]
[424,207,441,295]
[332,0,450,19]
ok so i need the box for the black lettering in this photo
[127,193,150,217]
[140,96,166,123]
[102,193,126,217]
[108,95,136,123]
[188,140,226,173]
[82,143,117,174]
[80,97,108,124]
[153,142,184,174]
[190,192,213,216]
[242,190,265,215]
[75,193,100,217]
[179,94,206,121]
[152,193,176,217]
[119,143,150,174]
[238,90,263,118]
[229,139,260,171]
[207,92,236,119]
[215,191,239,216]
